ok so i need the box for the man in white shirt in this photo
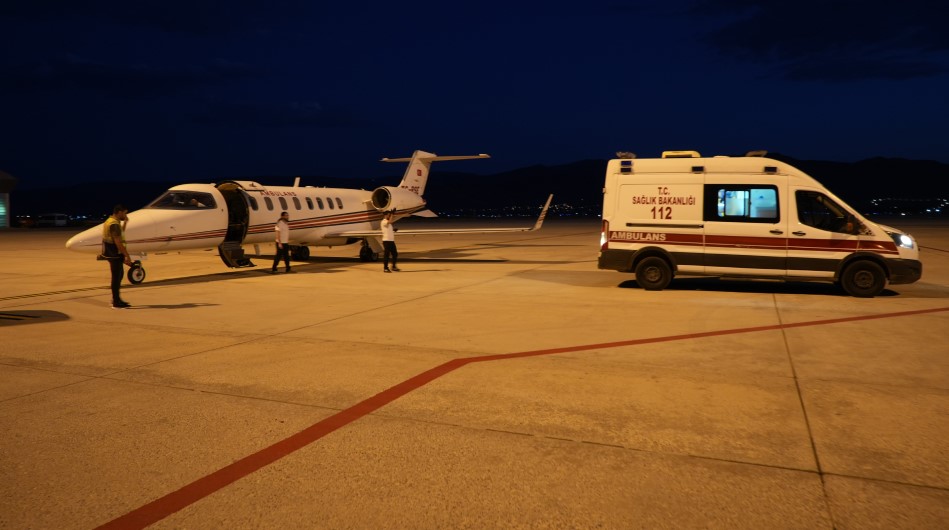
[271,211,293,273]
[381,211,400,273]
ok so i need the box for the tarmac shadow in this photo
[0,310,70,327]
[618,277,856,297]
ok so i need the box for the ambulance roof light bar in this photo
[662,150,701,158]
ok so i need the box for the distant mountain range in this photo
[7,154,949,221]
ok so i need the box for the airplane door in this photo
[216,182,254,268]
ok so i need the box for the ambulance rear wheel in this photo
[841,260,885,297]
[127,261,146,285]
[635,256,672,291]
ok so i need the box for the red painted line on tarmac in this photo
[96,305,949,529]
[461,306,949,363]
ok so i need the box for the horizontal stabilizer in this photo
[381,154,490,163]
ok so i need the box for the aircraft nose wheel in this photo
[127,261,146,284]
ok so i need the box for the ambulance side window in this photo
[796,191,854,233]
[705,185,778,223]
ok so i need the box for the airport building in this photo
[0,170,15,228]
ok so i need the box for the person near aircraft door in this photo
[271,211,293,273]
[381,211,400,273]
[102,204,133,308]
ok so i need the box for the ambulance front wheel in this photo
[840,260,885,298]
[635,257,672,291]
[127,261,146,285]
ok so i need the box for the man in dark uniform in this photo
[102,204,133,308]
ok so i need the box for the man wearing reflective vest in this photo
[102,204,133,308]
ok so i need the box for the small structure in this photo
[0,170,15,229]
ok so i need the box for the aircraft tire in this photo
[291,245,310,261]
[359,245,378,262]
[127,261,146,284]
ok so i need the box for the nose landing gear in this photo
[127,260,146,284]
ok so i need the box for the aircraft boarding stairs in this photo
[218,241,255,268]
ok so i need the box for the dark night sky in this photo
[2,0,947,189]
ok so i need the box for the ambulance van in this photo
[597,150,922,297]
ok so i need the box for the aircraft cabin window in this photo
[248,196,259,211]
[316,197,324,209]
[336,197,343,209]
[147,191,216,210]
[305,197,313,210]
[279,197,288,210]
[326,197,334,210]
[265,197,274,210]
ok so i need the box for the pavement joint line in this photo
[0,286,110,301]
[0,375,97,404]
[270,261,559,336]
[94,304,949,530]
[772,292,833,523]
[919,244,949,253]
[819,472,949,493]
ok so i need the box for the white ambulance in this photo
[597,150,922,297]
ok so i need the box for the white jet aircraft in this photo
[66,150,553,284]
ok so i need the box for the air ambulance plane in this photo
[66,150,553,284]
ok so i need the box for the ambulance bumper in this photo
[598,249,635,272]
[887,258,922,285]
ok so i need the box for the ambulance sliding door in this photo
[703,182,787,276]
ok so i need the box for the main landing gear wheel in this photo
[127,261,146,284]
[635,256,673,291]
[290,245,310,261]
[359,244,379,262]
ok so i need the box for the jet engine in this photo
[370,186,425,212]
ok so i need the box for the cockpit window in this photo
[148,191,216,209]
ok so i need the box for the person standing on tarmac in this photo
[271,211,293,273]
[102,204,133,309]
[381,211,400,273]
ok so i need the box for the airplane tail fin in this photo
[381,150,490,197]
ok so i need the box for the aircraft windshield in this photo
[147,191,216,209]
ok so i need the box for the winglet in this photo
[530,194,553,231]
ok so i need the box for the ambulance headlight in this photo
[887,231,915,249]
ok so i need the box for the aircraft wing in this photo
[328,194,553,238]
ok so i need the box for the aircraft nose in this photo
[65,225,101,253]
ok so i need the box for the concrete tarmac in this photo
[1,219,948,529]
